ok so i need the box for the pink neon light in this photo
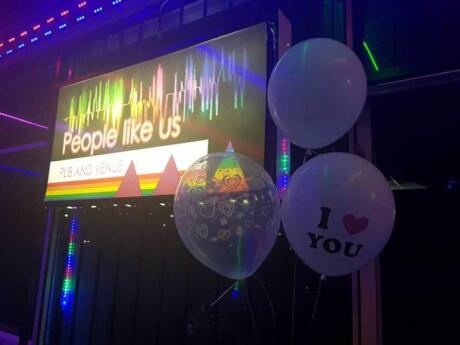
[0,112,48,130]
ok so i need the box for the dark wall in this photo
[354,0,460,82]
[371,82,460,188]
[43,202,352,345]
[371,83,460,344]
[0,61,55,336]
[380,189,460,345]
[0,169,47,332]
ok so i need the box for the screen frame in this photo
[44,20,278,207]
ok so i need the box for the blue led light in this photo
[94,6,103,13]
[6,49,13,54]
[231,288,240,299]
[0,164,41,176]
[59,23,67,30]
[44,30,52,36]
[112,0,123,5]
[76,15,86,22]
[18,43,25,49]
[31,37,38,43]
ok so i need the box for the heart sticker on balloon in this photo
[195,176,207,184]
[199,202,215,218]
[195,224,209,240]
[217,200,235,217]
[261,205,271,217]
[343,214,369,235]
[223,175,242,190]
[218,229,232,240]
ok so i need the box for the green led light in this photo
[280,153,289,173]
[362,41,380,72]
[235,280,242,291]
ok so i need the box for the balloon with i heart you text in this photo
[268,38,367,149]
[174,152,281,280]
[282,153,395,276]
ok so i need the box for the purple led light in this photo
[0,141,47,155]
[0,111,48,130]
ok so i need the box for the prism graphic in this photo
[116,161,142,197]
[154,155,181,196]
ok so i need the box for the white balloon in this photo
[268,38,367,149]
[282,153,395,276]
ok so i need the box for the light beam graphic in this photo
[0,141,47,155]
[0,111,48,130]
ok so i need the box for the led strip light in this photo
[277,137,290,195]
[0,0,125,62]
[61,216,78,309]
[276,11,291,198]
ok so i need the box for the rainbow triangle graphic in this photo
[213,142,248,193]
[225,141,235,153]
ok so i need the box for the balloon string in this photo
[244,281,261,345]
[290,256,298,345]
[254,275,277,344]
[308,274,327,334]
[210,281,237,307]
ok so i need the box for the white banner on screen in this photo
[47,139,209,183]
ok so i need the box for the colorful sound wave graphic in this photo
[66,48,248,133]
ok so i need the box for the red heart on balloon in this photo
[343,214,369,235]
